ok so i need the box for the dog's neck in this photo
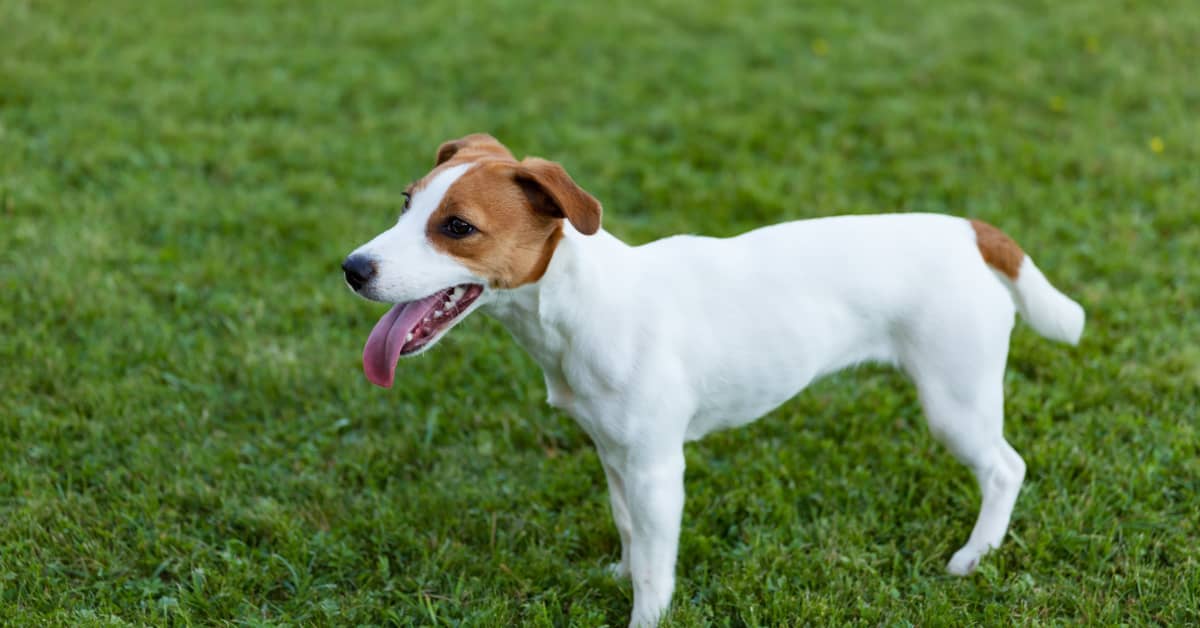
[485,224,631,375]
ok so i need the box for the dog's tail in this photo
[971,220,1085,345]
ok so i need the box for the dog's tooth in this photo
[451,287,463,300]
[405,333,413,343]
[433,311,442,318]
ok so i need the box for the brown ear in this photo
[514,158,603,235]
[435,133,514,165]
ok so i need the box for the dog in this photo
[342,134,1084,626]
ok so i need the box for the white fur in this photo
[354,210,1084,627]
[1008,257,1086,344]
[350,163,476,303]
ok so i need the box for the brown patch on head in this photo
[407,134,518,196]
[424,157,601,288]
[513,158,602,235]
[435,133,514,166]
[405,135,602,288]
[970,219,1024,279]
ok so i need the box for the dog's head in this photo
[342,134,602,387]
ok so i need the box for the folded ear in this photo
[435,133,514,165]
[514,158,603,235]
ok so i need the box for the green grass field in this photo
[2,0,1198,624]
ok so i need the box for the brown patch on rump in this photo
[970,219,1024,280]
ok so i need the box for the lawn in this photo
[1,0,1198,624]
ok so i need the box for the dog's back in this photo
[620,214,1068,437]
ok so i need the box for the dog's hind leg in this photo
[901,311,1026,575]
[918,380,1026,575]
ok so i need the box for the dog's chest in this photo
[508,322,634,446]
[490,298,614,421]
[536,341,629,437]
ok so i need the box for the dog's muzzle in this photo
[341,254,376,292]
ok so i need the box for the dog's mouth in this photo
[362,283,484,387]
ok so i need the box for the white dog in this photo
[342,134,1084,626]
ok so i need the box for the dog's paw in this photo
[606,561,630,579]
[946,546,985,576]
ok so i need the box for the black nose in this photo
[342,255,376,291]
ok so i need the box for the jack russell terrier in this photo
[342,134,1084,626]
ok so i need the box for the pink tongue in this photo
[362,292,443,388]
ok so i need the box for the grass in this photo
[1,0,1198,624]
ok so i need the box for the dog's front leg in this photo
[622,449,685,627]
[600,458,632,578]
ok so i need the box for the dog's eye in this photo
[441,217,476,239]
[401,192,412,212]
